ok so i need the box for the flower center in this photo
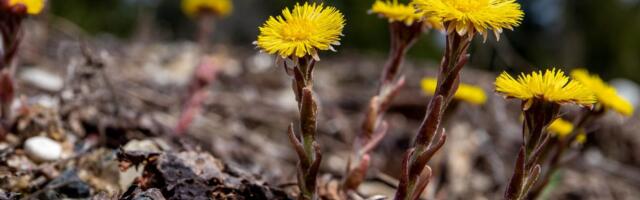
[281,20,314,41]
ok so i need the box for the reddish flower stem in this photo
[174,57,218,135]
[0,6,27,122]
[284,56,322,200]
[197,13,215,52]
[527,107,603,199]
[505,100,560,200]
[343,22,422,193]
[394,31,472,200]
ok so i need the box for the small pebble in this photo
[24,136,62,162]
[19,68,63,92]
[123,139,160,152]
[120,139,160,190]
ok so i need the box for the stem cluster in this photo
[526,106,604,199]
[283,56,322,200]
[342,21,422,194]
[504,99,560,200]
[394,30,472,200]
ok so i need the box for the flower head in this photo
[422,78,487,105]
[495,68,596,107]
[370,0,429,26]
[256,3,345,59]
[7,0,45,15]
[412,0,523,38]
[571,69,634,116]
[182,0,232,18]
[547,118,573,138]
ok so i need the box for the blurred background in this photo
[3,0,639,199]
[48,0,640,81]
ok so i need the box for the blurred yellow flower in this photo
[412,0,523,38]
[571,69,634,116]
[575,132,587,144]
[547,118,573,138]
[182,0,232,17]
[547,118,587,143]
[495,68,596,107]
[424,15,445,30]
[256,3,345,59]
[370,0,426,26]
[421,78,487,105]
[8,0,45,15]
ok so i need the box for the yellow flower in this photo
[495,68,596,107]
[547,118,573,138]
[421,78,487,105]
[575,131,587,144]
[256,3,345,59]
[8,0,45,15]
[571,69,634,116]
[370,0,424,26]
[412,0,524,38]
[425,15,445,30]
[182,0,232,18]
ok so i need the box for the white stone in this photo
[119,166,143,191]
[0,143,8,151]
[119,139,160,190]
[24,136,62,162]
[122,139,160,152]
[19,68,64,92]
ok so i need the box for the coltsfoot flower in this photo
[495,68,596,107]
[575,132,587,144]
[6,0,45,15]
[256,3,345,60]
[412,0,524,39]
[571,69,634,116]
[422,78,487,105]
[371,0,442,28]
[182,0,232,18]
[547,118,573,138]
